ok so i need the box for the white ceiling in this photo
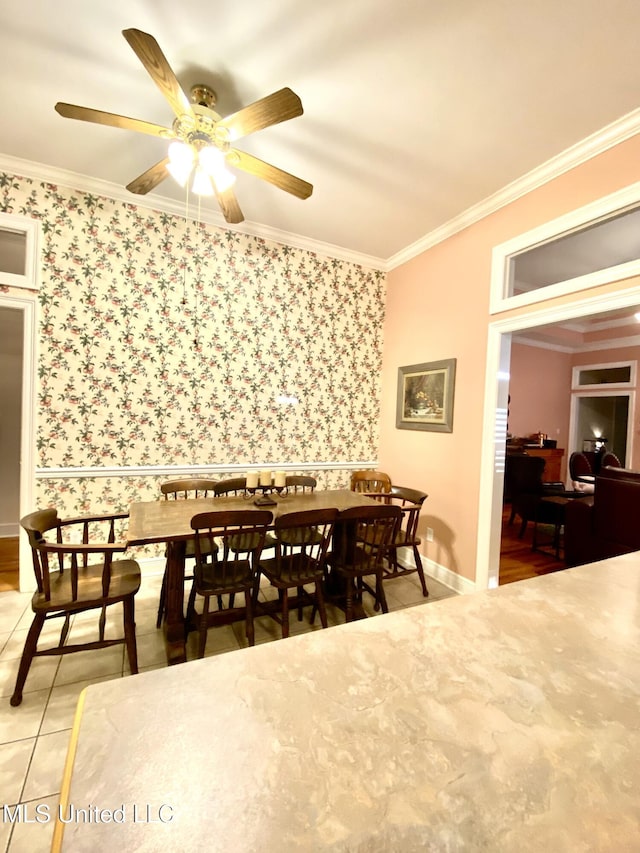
[3,0,640,266]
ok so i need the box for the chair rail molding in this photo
[36,461,380,479]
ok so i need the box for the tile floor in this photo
[0,568,456,852]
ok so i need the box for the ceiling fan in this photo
[54,28,313,224]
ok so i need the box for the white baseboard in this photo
[397,549,476,595]
[423,558,476,595]
[138,551,477,594]
[0,523,19,538]
[137,556,166,576]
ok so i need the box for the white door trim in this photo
[0,290,38,590]
[567,388,636,473]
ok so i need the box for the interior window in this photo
[491,185,640,314]
[573,362,635,389]
[511,206,640,297]
[0,229,27,276]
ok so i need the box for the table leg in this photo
[532,497,568,560]
[324,520,367,620]
[163,541,187,665]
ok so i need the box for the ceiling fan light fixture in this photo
[211,168,236,194]
[199,146,236,193]
[167,140,195,186]
[192,166,215,196]
[198,145,224,173]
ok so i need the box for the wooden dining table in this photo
[127,488,380,664]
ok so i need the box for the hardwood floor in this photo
[499,504,565,585]
[0,536,19,591]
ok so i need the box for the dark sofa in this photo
[565,466,640,567]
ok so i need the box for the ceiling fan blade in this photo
[216,88,303,141]
[122,28,193,119]
[55,103,170,139]
[126,158,170,195]
[227,150,312,199]
[215,188,244,224]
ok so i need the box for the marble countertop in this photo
[54,553,640,851]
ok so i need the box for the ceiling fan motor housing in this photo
[190,84,217,109]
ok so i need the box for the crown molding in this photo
[579,316,640,333]
[6,103,640,276]
[386,107,640,271]
[512,335,575,354]
[536,317,639,335]
[513,332,640,355]
[0,153,385,271]
[569,334,640,354]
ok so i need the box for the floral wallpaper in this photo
[0,171,385,518]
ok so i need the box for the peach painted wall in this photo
[508,343,572,476]
[379,133,640,583]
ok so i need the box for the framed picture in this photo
[396,359,456,432]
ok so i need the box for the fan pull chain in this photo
[181,182,190,307]
[193,194,202,349]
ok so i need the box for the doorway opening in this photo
[478,180,640,591]
[570,391,633,468]
[0,212,40,591]
[0,294,37,590]
[0,306,23,590]
[477,289,640,591]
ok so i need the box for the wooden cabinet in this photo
[525,447,565,482]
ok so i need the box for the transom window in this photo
[491,182,640,313]
[0,213,40,290]
[572,360,636,390]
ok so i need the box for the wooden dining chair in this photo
[257,507,338,638]
[213,477,248,496]
[350,470,392,501]
[156,478,217,628]
[260,476,320,557]
[11,509,141,707]
[186,510,272,656]
[383,485,430,598]
[285,475,317,493]
[508,455,565,537]
[326,504,402,622]
[212,477,252,608]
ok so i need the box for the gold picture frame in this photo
[396,359,456,432]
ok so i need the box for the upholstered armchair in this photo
[565,466,640,567]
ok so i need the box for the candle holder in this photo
[243,481,288,500]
